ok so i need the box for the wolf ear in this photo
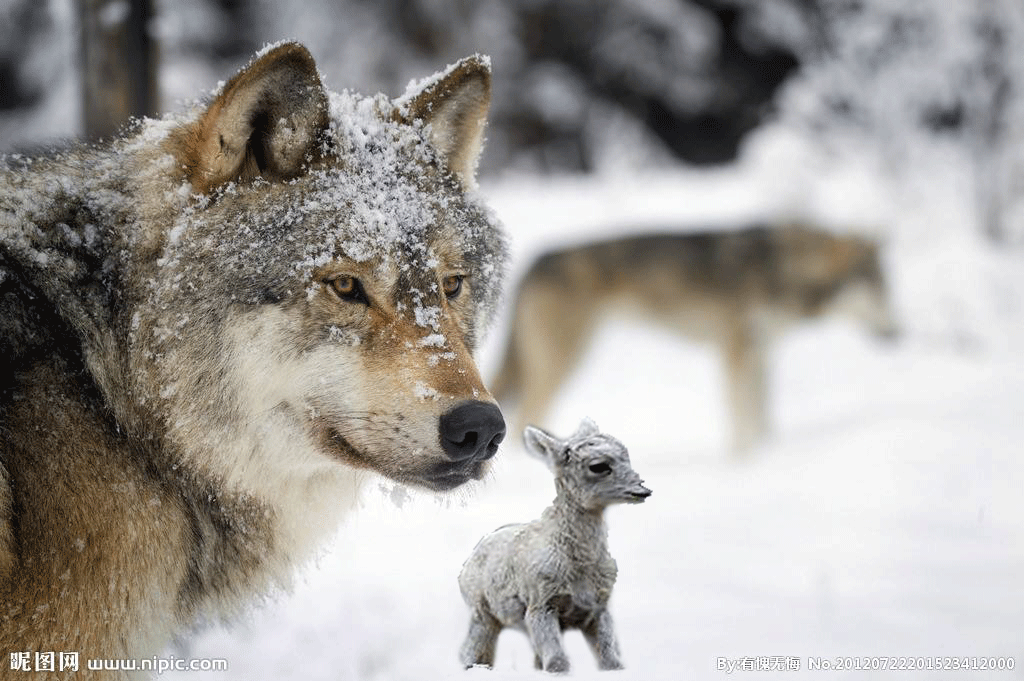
[523,425,563,468]
[170,42,329,194]
[398,56,491,188]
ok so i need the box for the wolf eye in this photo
[328,276,369,305]
[442,275,464,299]
[588,461,612,476]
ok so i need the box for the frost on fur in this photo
[457,419,652,673]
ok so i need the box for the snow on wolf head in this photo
[122,43,508,505]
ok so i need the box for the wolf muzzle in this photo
[439,401,506,463]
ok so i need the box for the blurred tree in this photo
[80,0,159,140]
[21,0,1024,245]
[224,0,812,174]
[0,3,47,112]
[774,0,1024,243]
[0,2,78,149]
[505,0,801,167]
[4,0,810,171]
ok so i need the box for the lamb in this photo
[458,418,652,673]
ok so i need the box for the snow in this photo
[394,54,492,115]
[164,136,1024,680]
[139,68,506,352]
[413,381,440,402]
[418,334,447,348]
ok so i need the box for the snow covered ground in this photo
[166,159,1024,680]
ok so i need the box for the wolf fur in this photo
[492,225,897,453]
[0,42,507,676]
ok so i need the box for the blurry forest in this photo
[2,0,1024,242]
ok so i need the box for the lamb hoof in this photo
[544,655,570,674]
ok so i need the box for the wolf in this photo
[0,42,507,677]
[492,225,897,453]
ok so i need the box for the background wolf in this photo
[0,42,507,675]
[492,225,897,453]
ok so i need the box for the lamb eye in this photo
[329,276,368,305]
[588,461,612,476]
[442,275,464,299]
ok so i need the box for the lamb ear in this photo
[575,417,600,439]
[170,42,329,194]
[397,55,491,188]
[523,425,562,468]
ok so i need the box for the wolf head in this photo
[778,225,898,339]
[127,43,508,498]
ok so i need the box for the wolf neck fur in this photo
[167,398,364,579]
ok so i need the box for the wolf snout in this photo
[439,401,506,462]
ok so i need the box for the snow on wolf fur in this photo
[0,42,507,673]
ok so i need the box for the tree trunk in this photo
[79,0,158,140]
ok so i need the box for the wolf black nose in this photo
[439,401,506,462]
